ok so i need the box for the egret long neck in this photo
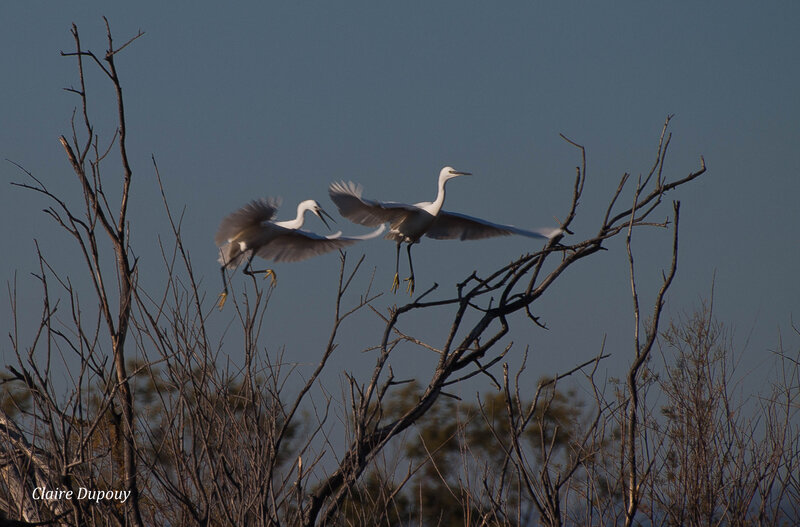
[431,177,449,215]
[279,204,308,230]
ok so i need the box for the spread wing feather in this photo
[215,197,281,246]
[426,210,563,241]
[255,230,353,263]
[329,181,419,227]
[255,225,385,263]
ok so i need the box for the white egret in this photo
[329,167,563,295]
[215,198,383,309]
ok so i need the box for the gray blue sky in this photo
[2,2,798,399]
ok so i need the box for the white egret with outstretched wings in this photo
[329,167,562,295]
[216,198,383,308]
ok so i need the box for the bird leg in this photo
[404,243,415,296]
[391,241,401,293]
[262,269,278,287]
[245,267,278,287]
[218,266,229,310]
[404,277,414,296]
[243,255,278,287]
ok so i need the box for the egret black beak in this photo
[452,171,472,176]
[317,207,336,231]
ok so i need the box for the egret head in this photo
[439,166,472,185]
[299,199,336,230]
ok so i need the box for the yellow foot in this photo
[217,291,228,311]
[263,269,278,287]
[390,272,400,294]
[404,276,415,296]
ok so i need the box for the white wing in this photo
[255,225,384,263]
[341,224,387,240]
[215,197,281,246]
[425,210,563,241]
[328,181,420,227]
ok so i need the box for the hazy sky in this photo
[2,2,798,401]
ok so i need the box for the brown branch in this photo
[623,200,681,527]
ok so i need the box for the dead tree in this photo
[299,118,704,526]
[3,19,145,527]
[0,20,732,527]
